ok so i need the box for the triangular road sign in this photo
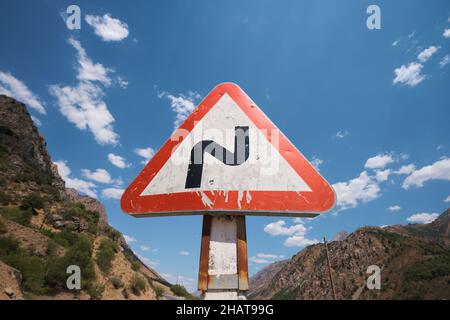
[121,83,335,217]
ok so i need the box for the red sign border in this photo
[121,83,335,217]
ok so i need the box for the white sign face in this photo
[121,83,335,216]
[140,94,312,196]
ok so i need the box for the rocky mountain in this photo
[249,209,450,300]
[0,95,178,300]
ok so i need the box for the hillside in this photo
[249,209,450,300]
[0,95,176,300]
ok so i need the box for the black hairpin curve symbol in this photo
[185,126,250,189]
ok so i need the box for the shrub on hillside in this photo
[0,219,7,234]
[0,190,12,205]
[103,225,121,241]
[63,202,100,234]
[130,274,146,295]
[0,235,47,295]
[87,283,105,300]
[45,235,96,291]
[96,238,119,274]
[0,207,32,226]
[20,193,45,210]
[171,284,195,299]
[110,276,124,289]
[154,286,164,299]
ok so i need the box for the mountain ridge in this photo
[0,95,176,300]
[249,209,450,300]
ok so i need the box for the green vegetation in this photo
[102,225,121,241]
[123,250,141,271]
[62,202,100,234]
[0,207,32,226]
[110,276,124,289]
[14,164,53,186]
[0,235,47,295]
[171,284,196,299]
[405,254,450,281]
[41,184,61,202]
[96,238,119,274]
[20,193,45,210]
[87,284,104,300]
[130,274,147,295]
[0,230,98,296]
[0,190,12,205]
[45,234,96,292]
[154,286,164,299]
[0,219,7,234]
[44,229,79,248]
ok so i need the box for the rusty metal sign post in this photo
[121,83,335,300]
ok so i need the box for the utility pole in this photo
[323,236,337,300]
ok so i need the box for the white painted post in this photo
[198,215,248,300]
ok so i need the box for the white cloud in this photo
[81,168,113,184]
[68,38,112,85]
[108,153,131,168]
[393,62,425,87]
[134,147,155,164]
[101,187,124,199]
[264,220,307,236]
[136,253,160,267]
[140,245,157,252]
[123,234,136,244]
[158,91,202,128]
[443,29,450,38]
[54,160,97,198]
[249,253,285,264]
[444,195,450,203]
[332,171,381,210]
[116,76,129,88]
[49,38,119,145]
[284,236,318,248]
[293,217,310,224]
[387,205,401,212]
[85,14,129,42]
[0,70,46,114]
[365,153,395,169]
[31,115,42,127]
[402,158,450,189]
[264,220,318,248]
[335,130,348,139]
[375,169,391,182]
[394,164,416,175]
[179,250,190,256]
[311,156,323,170]
[406,212,439,224]
[417,46,438,62]
[440,54,450,68]
[392,39,400,47]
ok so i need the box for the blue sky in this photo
[1,0,449,291]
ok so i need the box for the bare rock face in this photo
[249,209,450,300]
[248,259,288,300]
[0,95,64,190]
